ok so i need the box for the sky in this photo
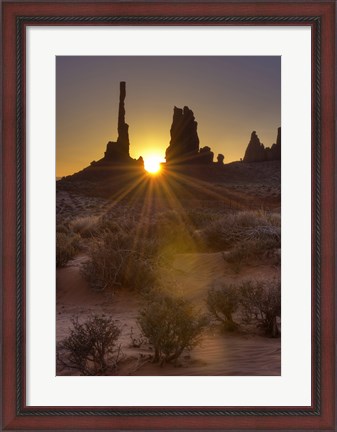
[56,56,280,177]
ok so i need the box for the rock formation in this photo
[165,106,216,165]
[199,146,214,164]
[165,106,200,164]
[217,154,225,165]
[243,131,266,162]
[243,128,281,162]
[90,81,143,167]
[104,81,132,162]
[60,81,143,186]
[271,127,281,160]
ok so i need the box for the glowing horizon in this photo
[56,56,280,177]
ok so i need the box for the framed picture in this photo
[2,1,335,430]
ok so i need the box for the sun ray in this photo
[130,177,155,254]
[167,168,248,210]
[104,171,148,211]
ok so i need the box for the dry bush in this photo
[96,213,138,236]
[207,279,281,337]
[70,215,100,238]
[56,232,81,267]
[239,279,281,337]
[138,294,209,365]
[226,237,281,272]
[90,207,210,262]
[57,315,122,375]
[207,283,240,331]
[186,209,222,230]
[82,230,158,292]
[203,210,281,252]
[96,208,196,262]
[56,223,69,234]
[82,207,194,292]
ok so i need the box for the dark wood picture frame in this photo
[1,1,335,430]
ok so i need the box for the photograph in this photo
[2,0,336,429]
[56,56,281,376]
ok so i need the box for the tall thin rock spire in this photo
[117,81,130,154]
[104,81,130,161]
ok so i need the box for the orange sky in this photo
[56,56,280,177]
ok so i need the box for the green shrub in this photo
[57,315,122,375]
[207,284,240,330]
[138,294,208,364]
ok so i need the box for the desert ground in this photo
[56,161,281,376]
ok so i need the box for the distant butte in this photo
[243,127,281,162]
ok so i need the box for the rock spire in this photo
[104,81,131,162]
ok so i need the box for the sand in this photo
[56,252,280,376]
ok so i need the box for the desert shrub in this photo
[239,279,281,337]
[56,223,69,234]
[122,254,157,291]
[56,232,81,267]
[186,209,222,230]
[203,210,281,251]
[96,213,138,236]
[138,294,209,364]
[82,230,158,291]
[207,284,240,331]
[98,209,197,262]
[57,315,122,375]
[70,215,100,238]
[96,208,200,258]
[226,237,281,272]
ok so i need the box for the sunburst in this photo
[144,156,162,174]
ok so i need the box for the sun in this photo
[144,155,162,174]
